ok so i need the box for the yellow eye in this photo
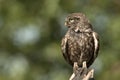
[69,19,74,23]
[76,17,80,20]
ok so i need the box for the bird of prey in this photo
[61,13,99,67]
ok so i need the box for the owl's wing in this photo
[92,31,99,59]
[61,37,72,65]
[87,31,99,67]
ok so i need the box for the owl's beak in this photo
[65,21,71,28]
[64,22,67,26]
[65,18,68,26]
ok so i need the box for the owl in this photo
[61,13,99,67]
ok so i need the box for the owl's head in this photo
[65,13,93,32]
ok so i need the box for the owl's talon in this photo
[82,61,87,68]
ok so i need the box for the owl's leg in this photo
[82,61,87,68]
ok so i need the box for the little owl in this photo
[61,13,99,67]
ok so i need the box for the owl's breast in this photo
[67,32,95,66]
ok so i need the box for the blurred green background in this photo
[0,0,120,80]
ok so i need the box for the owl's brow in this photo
[74,17,80,20]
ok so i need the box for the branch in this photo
[69,61,95,80]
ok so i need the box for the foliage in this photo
[0,0,120,80]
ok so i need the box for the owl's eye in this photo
[69,19,74,23]
[75,17,80,20]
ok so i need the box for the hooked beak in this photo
[65,21,71,28]
[64,18,68,26]
[64,21,67,26]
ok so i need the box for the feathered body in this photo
[61,13,99,67]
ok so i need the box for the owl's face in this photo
[65,13,92,32]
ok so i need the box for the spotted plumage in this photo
[61,13,99,67]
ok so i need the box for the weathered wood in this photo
[69,61,95,80]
